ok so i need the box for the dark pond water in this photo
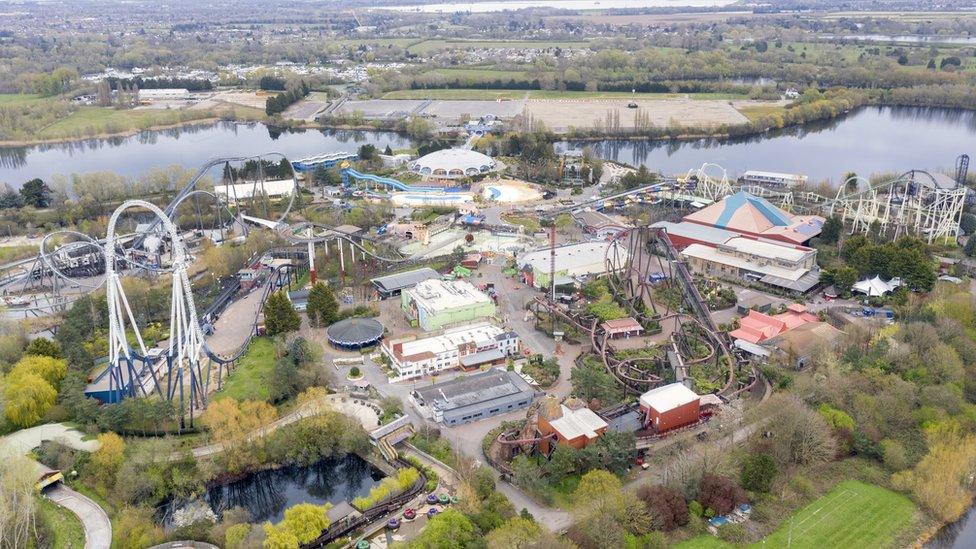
[925,505,976,549]
[828,34,976,45]
[557,106,976,184]
[0,122,417,186]
[161,454,383,526]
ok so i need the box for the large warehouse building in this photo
[382,322,520,379]
[639,383,702,433]
[402,279,496,331]
[412,369,537,425]
[518,241,628,289]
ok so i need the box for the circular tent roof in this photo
[327,317,384,348]
[409,148,497,179]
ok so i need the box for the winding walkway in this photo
[0,424,111,549]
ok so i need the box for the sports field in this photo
[677,481,916,549]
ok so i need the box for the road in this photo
[0,424,111,549]
[47,484,113,549]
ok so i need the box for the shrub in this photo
[698,474,747,516]
[718,523,747,543]
[352,468,420,510]
[740,453,777,493]
[349,366,361,378]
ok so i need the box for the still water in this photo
[926,505,976,549]
[161,454,383,526]
[381,0,736,13]
[557,106,976,183]
[0,123,416,185]
[1,106,975,187]
[828,34,976,45]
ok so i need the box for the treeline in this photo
[106,76,213,91]
[259,75,287,91]
[410,78,543,90]
[265,81,309,116]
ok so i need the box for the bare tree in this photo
[0,450,37,548]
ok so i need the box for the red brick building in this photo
[639,383,701,433]
[537,398,608,455]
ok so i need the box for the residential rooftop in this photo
[386,321,508,362]
[413,368,535,413]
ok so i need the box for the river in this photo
[1,106,975,187]
[160,454,383,527]
[557,106,976,183]
[379,0,737,13]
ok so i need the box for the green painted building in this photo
[402,279,496,331]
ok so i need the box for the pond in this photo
[0,122,417,186]
[827,34,976,45]
[926,506,976,549]
[160,454,383,527]
[557,106,976,184]
[380,0,737,13]
[2,106,975,188]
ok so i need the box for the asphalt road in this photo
[47,484,113,549]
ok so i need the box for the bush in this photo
[349,366,361,378]
[352,468,420,510]
[740,453,777,493]
[698,474,747,516]
[718,523,747,543]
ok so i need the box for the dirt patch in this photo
[213,90,270,110]
[524,98,758,132]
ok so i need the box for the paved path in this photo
[47,484,113,549]
[0,424,110,549]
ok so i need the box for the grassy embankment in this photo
[676,480,917,549]
[0,93,265,144]
[35,496,87,548]
[214,337,276,402]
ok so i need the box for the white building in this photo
[138,88,191,101]
[382,322,520,379]
[402,279,496,331]
[518,241,628,289]
[214,179,296,203]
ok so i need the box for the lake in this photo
[827,34,976,45]
[926,505,976,549]
[1,106,975,187]
[380,0,736,13]
[0,123,417,186]
[161,454,383,526]
[557,106,976,183]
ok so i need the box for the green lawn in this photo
[36,106,217,139]
[677,481,916,549]
[215,337,276,402]
[0,93,46,106]
[36,496,86,548]
[382,88,747,101]
[0,245,39,263]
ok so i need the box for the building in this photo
[408,148,498,180]
[371,267,442,299]
[412,369,537,425]
[573,210,630,239]
[287,289,309,311]
[738,170,808,189]
[651,221,738,250]
[382,322,520,379]
[680,236,821,293]
[537,398,608,454]
[639,383,701,433]
[729,303,819,344]
[402,279,496,331]
[518,241,628,289]
[215,179,296,203]
[327,317,385,350]
[601,317,644,339]
[683,191,824,245]
[762,322,844,369]
[291,152,358,172]
[138,88,190,101]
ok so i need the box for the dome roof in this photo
[327,317,384,348]
[409,148,497,179]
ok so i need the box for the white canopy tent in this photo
[853,276,902,297]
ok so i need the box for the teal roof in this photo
[714,191,793,228]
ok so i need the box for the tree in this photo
[4,370,57,427]
[573,469,622,505]
[263,503,332,547]
[485,517,569,549]
[264,291,301,336]
[833,266,858,295]
[358,144,377,161]
[893,422,976,522]
[201,398,278,473]
[90,432,126,488]
[763,395,838,466]
[0,453,37,548]
[10,354,67,390]
[405,509,477,549]
[20,178,51,208]
[698,474,748,516]
[225,524,251,549]
[740,453,777,493]
[636,484,689,531]
[113,507,163,549]
[965,237,976,257]
[384,145,393,156]
[306,282,339,327]
[820,216,843,244]
[24,337,61,358]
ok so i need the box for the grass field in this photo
[0,93,46,106]
[407,39,589,54]
[677,481,916,549]
[0,245,40,263]
[421,67,533,79]
[501,213,541,232]
[737,104,786,122]
[382,88,747,101]
[215,337,276,402]
[36,496,86,548]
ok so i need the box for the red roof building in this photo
[601,317,644,339]
[639,383,701,433]
[728,303,819,344]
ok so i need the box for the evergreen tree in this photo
[264,291,301,335]
[384,145,393,156]
[306,282,339,327]
[20,178,51,208]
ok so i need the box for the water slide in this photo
[341,168,463,193]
